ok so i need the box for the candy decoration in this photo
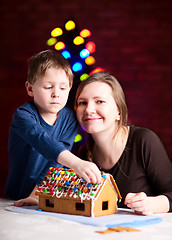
[87,183,92,188]
[102,174,107,179]
[37,167,105,201]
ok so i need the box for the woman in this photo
[75,72,172,215]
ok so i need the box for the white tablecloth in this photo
[0,198,172,240]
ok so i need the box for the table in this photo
[0,198,172,240]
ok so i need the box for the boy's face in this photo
[26,68,71,124]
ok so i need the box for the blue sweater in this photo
[5,101,78,200]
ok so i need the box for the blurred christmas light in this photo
[80,29,91,38]
[65,20,76,31]
[54,41,65,50]
[80,73,89,81]
[90,67,104,75]
[85,56,95,65]
[51,28,63,37]
[74,133,82,143]
[61,50,71,59]
[85,41,96,53]
[73,36,84,45]
[72,62,83,72]
[46,19,104,106]
[80,49,90,59]
[47,37,57,46]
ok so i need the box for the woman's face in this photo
[76,81,120,135]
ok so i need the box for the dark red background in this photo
[1,0,172,198]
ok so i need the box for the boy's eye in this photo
[44,86,52,89]
[97,100,105,104]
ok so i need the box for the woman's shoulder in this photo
[130,125,160,142]
[130,125,158,138]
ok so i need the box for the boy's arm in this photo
[58,150,102,184]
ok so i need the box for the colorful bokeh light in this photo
[73,36,84,45]
[74,134,82,143]
[80,49,90,59]
[65,20,76,31]
[89,67,104,75]
[47,37,57,46]
[85,56,95,65]
[80,73,89,81]
[51,28,63,37]
[72,62,83,72]
[80,29,91,38]
[61,50,71,59]
[54,41,65,50]
[85,41,96,53]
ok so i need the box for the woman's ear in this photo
[117,112,120,121]
[25,81,34,97]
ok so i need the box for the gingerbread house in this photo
[36,167,121,217]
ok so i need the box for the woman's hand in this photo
[124,192,153,215]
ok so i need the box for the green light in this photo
[47,37,57,46]
[80,73,89,81]
[74,134,82,143]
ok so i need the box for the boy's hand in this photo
[72,160,102,184]
[58,150,102,184]
[14,196,39,207]
[124,192,153,215]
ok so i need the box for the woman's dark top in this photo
[78,125,172,211]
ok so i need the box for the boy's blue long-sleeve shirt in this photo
[5,101,78,200]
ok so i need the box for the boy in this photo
[5,50,101,206]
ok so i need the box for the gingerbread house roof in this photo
[36,167,121,202]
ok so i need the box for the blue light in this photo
[80,48,90,59]
[72,62,83,72]
[61,50,71,59]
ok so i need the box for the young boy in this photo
[5,50,101,206]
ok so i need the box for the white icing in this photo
[37,168,106,201]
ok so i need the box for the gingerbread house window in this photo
[75,202,85,211]
[46,199,54,208]
[102,201,108,210]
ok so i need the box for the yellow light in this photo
[51,28,63,37]
[65,20,76,31]
[85,56,95,65]
[46,37,57,46]
[80,73,89,81]
[73,36,84,45]
[54,41,65,51]
[80,29,91,38]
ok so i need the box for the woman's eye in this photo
[78,101,87,106]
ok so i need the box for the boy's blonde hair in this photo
[27,50,74,87]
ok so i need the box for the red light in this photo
[89,67,104,75]
[85,41,96,53]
